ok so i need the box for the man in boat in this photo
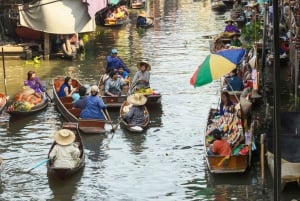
[106,49,130,74]
[73,85,89,109]
[206,129,231,156]
[224,68,244,91]
[122,93,147,126]
[105,71,127,96]
[49,129,80,168]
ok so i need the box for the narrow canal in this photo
[0,0,298,200]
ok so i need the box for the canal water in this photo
[0,0,299,200]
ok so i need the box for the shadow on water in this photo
[48,169,84,201]
[122,129,147,154]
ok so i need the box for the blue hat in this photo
[111,49,118,54]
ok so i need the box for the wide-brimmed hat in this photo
[138,11,146,17]
[225,17,234,23]
[54,129,76,145]
[127,93,147,106]
[20,86,35,96]
[137,61,151,71]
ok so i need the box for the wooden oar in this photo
[1,47,8,96]
[105,108,118,132]
[26,158,50,172]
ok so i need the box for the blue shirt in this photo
[80,95,106,119]
[73,96,88,109]
[106,55,130,73]
[58,83,69,97]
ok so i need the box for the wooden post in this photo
[260,133,265,188]
[43,32,50,60]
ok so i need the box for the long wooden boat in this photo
[52,76,110,134]
[47,122,85,179]
[136,17,154,28]
[0,92,8,114]
[104,17,127,27]
[266,112,300,191]
[119,100,150,132]
[204,108,252,173]
[130,0,145,9]
[6,95,48,117]
[98,74,162,108]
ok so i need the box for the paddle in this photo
[26,158,50,172]
[44,91,53,102]
[104,108,118,133]
[1,47,8,96]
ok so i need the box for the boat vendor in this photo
[230,33,243,47]
[49,129,80,168]
[130,61,151,93]
[206,129,232,156]
[106,48,130,73]
[224,17,240,34]
[122,93,147,126]
[24,70,44,94]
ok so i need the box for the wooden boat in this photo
[104,17,127,27]
[266,112,300,191]
[98,74,162,108]
[0,92,8,114]
[6,94,49,117]
[119,100,150,132]
[211,0,227,12]
[47,122,85,179]
[130,0,145,9]
[52,76,110,134]
[204,108,252,173]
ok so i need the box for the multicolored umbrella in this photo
[190,48,246,87]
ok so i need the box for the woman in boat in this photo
[57,76,76,98]
[225,68,244,91]
[122,93,147,126]
[130,61,151,92]
[219,91,234,116]
[206,129,232,156]
[80,85,106,120]
[136,11,147,26]
[49,129,80,168]
[105,71,127,96]
[230,33,243,47]
[24,70,44,94]
[224,17,240,34]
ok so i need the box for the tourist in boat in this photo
[24,70,44,94]
[122,93,147,126]
[224,17,240,34]
[73,85,89,109]
[225,69,244,91]
[49,129,80,168]
[80,85,106,120]
[105,70,127,96]
[219,91,234,116]
[57,76,77,98]
[230,33,243,47]
[136,11,147,26]
[130,61,151,92]
[106,48,130,73]
[206,129,232,156]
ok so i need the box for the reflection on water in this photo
[0,0,296,200]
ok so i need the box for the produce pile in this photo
[8,101,34,112]
[134,88,153,95]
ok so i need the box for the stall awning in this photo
[19,0,106,34]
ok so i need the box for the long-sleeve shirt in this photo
[24,78,43,93]
[123,105,145,126]
[106,56,130,73]
[49,143,80,168]
[131,71,150,89]
[80,95,106,119]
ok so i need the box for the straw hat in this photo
[20,86,35,96]
[54,129,76,145]
[138,11,147,18]
[225,17,234,23]
[137,61,151,71]
[90,85,99,93]
[127,93,147,106]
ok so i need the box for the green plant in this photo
[241,20,263,43]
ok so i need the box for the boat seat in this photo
[64,102,73,109]
[60,96,73,103]
[69,108,81,118]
